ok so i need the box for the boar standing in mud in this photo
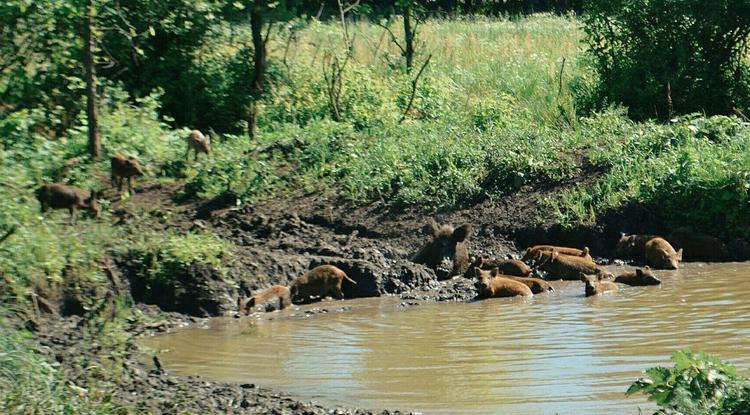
[616,233,659,260]
[523,245,591,262]
[537,250,613,281]
[466,255,532,278]
[474,268,533,298]
[581,273,619,297]
[289,265,357,304]
[615,267,661,286]
[237,285,291,314]
[185,129,211,161]
[667,227,728,262]
[644,237,682,269]
[413,220,471,280]
[35,183,100,225]
[110,154,144,194]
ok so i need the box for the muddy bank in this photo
[24,306,412,415]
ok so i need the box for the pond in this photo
[144,263,750,414]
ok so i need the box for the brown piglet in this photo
[35,183,100,225]
[537,250,613,281]
[615,267,661,286]
[645,237,682,269]
[237,285,291,314]
[110,154,144,194]
[185,129,211,161]
[290,265,357,304]
[474,268,533,299]
[581,273,619,297]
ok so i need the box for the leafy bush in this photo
[548,113,750,239]
[582,0,750,120]
[628,350,750,415]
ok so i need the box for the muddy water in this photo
[144,263,750,414]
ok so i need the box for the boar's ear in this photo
[473,267,482,278]
[452,224,471,242]
[579,273,587,282]
[490,267,499,277]
[422,219,438,236]
[676,248,683,261]
[597,274,604,281]
[582,247,590,256]
[636,268,644,276]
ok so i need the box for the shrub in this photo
[582,0,750,120]
[628,350,750,415]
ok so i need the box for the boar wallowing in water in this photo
[413,220,471,280]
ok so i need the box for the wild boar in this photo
[537,250,614,281]
[523,245,592,262]
[35,183,100,225]
[465,255,532,278]
[644,237,682,269]
[412,220,471,280]
[289,265,357,303]
[110,154,144,194]
[616,233,659,259]
[185,129,211,161]
[474,268,533,298]
[614,267,661,286]
[580,273,619,297]
[667,227,728,262]
[507,276,554,294]
[237,285,291,314]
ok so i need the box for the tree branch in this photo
[400,54,432,123]
[375,20,405,53]
[0,226,17,245]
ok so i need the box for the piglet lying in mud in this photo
[536,250,613,281]
[523,245,591,262]
[465,255,532,277]
[110,154,144,194]
[35,183,100,225]
[615,267,661,286]
[237,285,291,314]
[412,220,471,280]
[581,273,619,297]
[185,129,211,161]
[290,265,357,304]
[667,227,728,262]
[474,268,533,298]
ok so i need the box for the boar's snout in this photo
[436,257,454,279]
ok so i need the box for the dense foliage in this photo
[581,0,750,120]
[628,350,750,415]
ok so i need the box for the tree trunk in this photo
[84,0,100,158]
[249,2,266,139]
[403,5,414,72]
